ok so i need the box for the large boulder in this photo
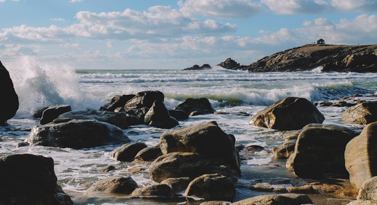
[159,121,240,175]
[231,194,313,205]
[345,122,377,189]
[26,120,130,149]
[87,177,138,195]
[124,91,164,111]
[357,176,377,201]
[100,94,135,112]
[144,100,179,129]
[217,58,246,70]
[184,174,236,201]
[342,101,377,124]
[53,110,128,129]
[250,97,325,130]
[131,184,175,199]
[123,107,149,125]
[0,154,73,205]
[111,142,148,162]
[0,61,19,124]
[134,145,162,161]
[287,124,356,179]
[174,98,215,116]
[149,152,238,183]
[40,105,71,125]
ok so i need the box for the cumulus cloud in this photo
[51,18,66,22]
[178,0,264,18]
[332,0,377,12]
[261,0,332,14]
[0,7,236,43]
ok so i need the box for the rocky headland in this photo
[214,44,377,72]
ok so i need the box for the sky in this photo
[0,0,377,70]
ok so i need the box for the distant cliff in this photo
[245,44,377,72]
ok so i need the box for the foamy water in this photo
[1,57,376,204]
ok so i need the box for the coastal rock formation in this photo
[184,174,236,201]
[100,94,135,112]
[131,184,175,199]
[149,152,238,183]
[287,124,356,179]
[144,100,179,129]
[0,61,19,124]
[134,145,162,161]
[0,154,73,205]
[174,98,216,116]
[168,110,189,121]
[231,194,313,205]
[357,176,377,201]
[250,97,325,130]
[159,121,240,175]
[345,122,377,189]
[87,177,138,195]
[342,101,377,124]
[217,58,246,70]
[40,105,71,125]
[245,44,377,72]
[124,90,164,111]
[161,177,191,192]
[54,110,128,129]
[112,142,148,162]
[27,120,129,148]
[184,64,212,70]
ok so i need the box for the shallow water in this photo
[1,57,376,204]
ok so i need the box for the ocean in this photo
[1,57,376,204]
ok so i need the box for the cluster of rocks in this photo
[184,64,212,70]
[217,58,247,70]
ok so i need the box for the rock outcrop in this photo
[217,58,246,70]
[100,94,135,112]
[342,101,377,124]
[87,177,138,195]
[0,61,19,124]
[112,142,148,162]
[250,97,325,130]
[124,91,164,111]
[174,98,215,116]
[357,176,377,201]
[144,100,179,129]
[245,44,377,72]
[345,122,377,189]
[26,120,130,148]
[287,124,356,179]
[184,64,212,70]
[40,105,71,125]
[0,154,73,205]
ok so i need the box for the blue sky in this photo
[1,0,377,69]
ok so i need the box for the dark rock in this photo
[149,152,238,183]
[169,110,189,121]
[100,94,135,112]
[0,61,19,124]
[124,91,164,111]
[112,142,148,162]
[217,58,247,70]
[184,64,212,70]
[345,122,377,189]
[33,106,49,118]
[184,174,236,201]
[174,98,215,116]
[231,194,313,205]
[0,154,73,205]
[246,44,377,72]
[250,97,325,130]
[273,139,296,159]
[159,121,240,175]
[161,177,191,192]
[40,105,71,125]
[131,184,175,199]
[53,110,128,129]
[87,177,138,195]
[144,100,179,129]
[342,101,377,124]
[246,145,264,153]
[134,145,162,161]
[101,165,116,173]
[288,124,356,179]
[124,107,149,125]
[26,120,129,149]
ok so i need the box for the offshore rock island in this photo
[198,44,377,72]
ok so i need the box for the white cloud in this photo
[51,18,66,22]
[70,0,82,2]
[261,0,332,14]
[332,0,377,12]
[178,0,264,18]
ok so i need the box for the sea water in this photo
[1,57,376,204]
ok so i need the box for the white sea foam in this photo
[5,57,101,117]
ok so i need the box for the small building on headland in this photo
[317,39,325,45]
